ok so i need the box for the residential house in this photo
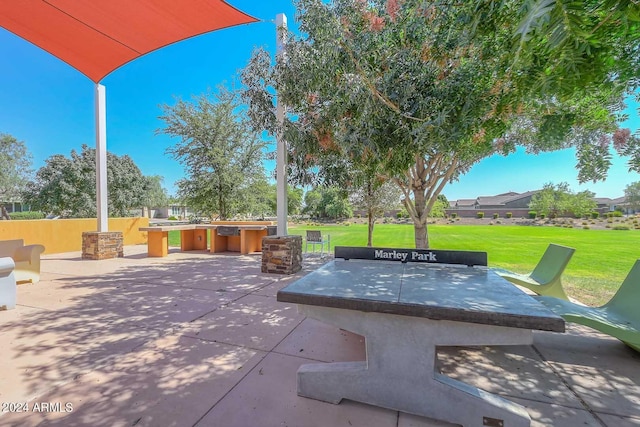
[447,191,537,218]
[0,200,28,214]
[447,191,633,218]
[597,196,636,215]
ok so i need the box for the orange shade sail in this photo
[0,0,257,82]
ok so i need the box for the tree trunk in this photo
[395,154,460,250]
[412,186,429,249]
[367,207,374,247]
[219,195,226,220]
[1,205,11,220]
[414,220,428,249]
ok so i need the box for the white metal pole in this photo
[275,13,288,236]
[95,83,108,232]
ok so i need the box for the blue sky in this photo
[1,0,638,201]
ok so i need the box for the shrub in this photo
[168,215,179,220]
[528,211,536,219]
[505,212,512,218]
[396,209,410,219]
[492,213,499,219]
[539,213,546,219]
[612,225,630,230]
[612,210,624,217]
[450,213,458,219]
[591,212,600,219]
[476,212,484,219]
[343,221,351,226]
[6,211,45,220]
[583,225,590,229]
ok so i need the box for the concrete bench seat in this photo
[0,257,16,310]
[0,239,45,284]
[537,259,640,352]
[494,243,575,300]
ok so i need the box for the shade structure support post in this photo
[95,83,108,232]
[275,13,288,236]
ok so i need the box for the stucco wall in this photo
[0,217,149,254]
[445,208,533,218]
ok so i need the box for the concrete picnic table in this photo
[277,257,565,427]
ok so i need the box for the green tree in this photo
[506,0,640,100]
[303,186,352,219]
[236,177,272,219]
[287,186,304,215]
[303,189,322,218]
[267,185,304,216]
[23,144,147,217]
[429,194,449,219]
[529,183,572,218]
[0,133,33,219]
[624,181,640,212]
[475,0,640,179]
[349,170,402,246]
[159,88,267,220]
[571,190,598,218]
[241,0,636,248]
[529,182,596,218]
[142,175,169,217]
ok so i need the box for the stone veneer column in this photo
[82,231,124,260]
[261,235,302,274]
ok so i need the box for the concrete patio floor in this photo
[1,245,639,427]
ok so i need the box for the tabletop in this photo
[139,225,197,232]
[277,259,565,332]
[196,224,268,230]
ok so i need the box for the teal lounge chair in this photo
[536,260,640,353]
[494,243,575,300]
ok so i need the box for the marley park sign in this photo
[333,246,487,267]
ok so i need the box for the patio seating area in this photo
[1,244,639,427]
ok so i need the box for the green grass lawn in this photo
[170,224,638,306]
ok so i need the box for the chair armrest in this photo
[0,256,15,276]
[12,244,45,263]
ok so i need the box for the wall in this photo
[445,208,533,218]
[0,217,149,254]
[352,209,402,218]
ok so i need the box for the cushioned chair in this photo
[536,260,640,353]
[305,230,330,257]
[0,239,46,284]
[494,243,575,300]
[0,257,16,310]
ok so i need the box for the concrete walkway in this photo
[0,245,638,426]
